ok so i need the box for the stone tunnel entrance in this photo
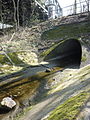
[43,39,82,67]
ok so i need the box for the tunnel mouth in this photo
[43,39,82,67]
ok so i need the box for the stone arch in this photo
[44,39,82,66]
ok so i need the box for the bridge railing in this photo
[62,0,90,16]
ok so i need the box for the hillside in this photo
[0,12,90,120]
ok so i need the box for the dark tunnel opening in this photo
[44,39,82,67]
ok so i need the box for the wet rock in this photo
[45,68,51,72]
[1,97,16,109]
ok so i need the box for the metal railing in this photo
[62,0,90,16]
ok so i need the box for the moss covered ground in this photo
[0,51,38,66]
[47,92,90,120]
[0,51,38,75]
[42,21,90,40]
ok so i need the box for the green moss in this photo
[40,43,58,58]
[40,40,64,58]
[81,54,87,62]
[48,92,90,120]
[0,54,6,64]
[0,52,24,65]
[42,22,90,40]
[7,52,24,65]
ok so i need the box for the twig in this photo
[9,32,15,42]
[3,51,15,66]
[0,45,15,66]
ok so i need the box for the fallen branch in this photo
[9,32,15,42]
[0,46,15,66]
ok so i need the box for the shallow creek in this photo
[0,64,62,119]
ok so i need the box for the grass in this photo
[0,51,26,75]
[0,52,24,66]
[0,51,38,76]
[42,21,90,41]
[47,92,90,120]
[0,51,38,67]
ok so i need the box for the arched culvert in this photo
[43,39,82,67]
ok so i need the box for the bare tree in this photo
[12,0,18,30]
[17,0,20,29]
[0,0,4,31]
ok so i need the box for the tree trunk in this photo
[17,0,20,29]
[12,0,18,30]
